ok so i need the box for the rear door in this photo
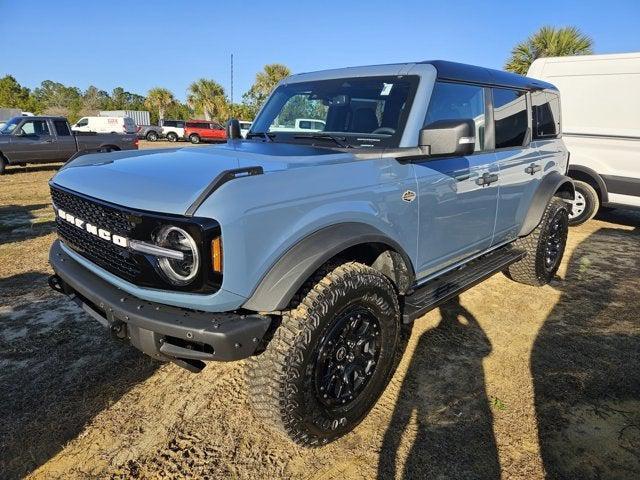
[53,120,77,161]
[9,119,59,163]
[491,87,542,243]
[413,81,499,278]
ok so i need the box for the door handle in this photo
[525,163,541,175]
[44,139,55,143]
[475,172,499,187]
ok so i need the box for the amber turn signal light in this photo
[211,236,223,273]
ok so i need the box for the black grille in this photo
[51,186,141,282]
[51,187,132,235]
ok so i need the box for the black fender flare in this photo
[242,223,415,312]
[518,171,575,237]
[567,164,609,204]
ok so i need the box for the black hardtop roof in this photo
[421,60,557,91]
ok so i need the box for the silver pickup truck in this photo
[0,116,138,174]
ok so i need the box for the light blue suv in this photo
[48,60,574,445]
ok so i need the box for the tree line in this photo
[0,26,594,125]
[0,63,291,125]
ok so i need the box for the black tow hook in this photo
[48,275,66,294]
[110,320,127,340]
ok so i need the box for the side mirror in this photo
[419,119,476,157]
[226,118,241,140]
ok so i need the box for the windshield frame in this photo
[0,117,22,135]
[250,74,420,149]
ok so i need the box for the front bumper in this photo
[49,240,272,371]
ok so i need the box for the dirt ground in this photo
[1,146,639,479]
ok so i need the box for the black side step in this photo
[403,246,525,323]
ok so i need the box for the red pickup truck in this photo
[184,120,227,144]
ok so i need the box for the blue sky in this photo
[1,0,638,102]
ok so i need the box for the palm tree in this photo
[144,88,175,122]
[505,26,593,74]
[243,64,291,114]
[187,79,229,122]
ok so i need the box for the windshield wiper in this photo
[246,131,276,142]
[293,134,351,148]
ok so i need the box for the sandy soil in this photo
[0,153,638,479]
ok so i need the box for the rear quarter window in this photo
[492,88,528,149]
[532,91,561,139]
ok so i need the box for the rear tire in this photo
[504,197,569,286]
[146,131,159,142]
[0,156,6,175]
[189,134,201,144]
[247,261,402,446]
[568,180,599,226]
[166,132,178,142]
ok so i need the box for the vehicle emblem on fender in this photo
[402,190,416,203]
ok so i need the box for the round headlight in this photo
[156,226,200,285]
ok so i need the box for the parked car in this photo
[137,124,164,141]
[270,118,326,133]
[528,52,640,225]
[184,120,226,143]
[161,119,186,142]
[0,116,137,174]
[72,116,137,134]
[47,60,573,446]
[239,120,252,138]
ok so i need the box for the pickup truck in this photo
[0,116,138,174]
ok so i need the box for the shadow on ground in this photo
[1,163,62,176]
[532,225,640,479]
[378,296,500,479]
[0,204,55,245]
[0,272,159,479]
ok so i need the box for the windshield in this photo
[250,75,418,148]
[0,117,21,134]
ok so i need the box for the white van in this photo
[528,52,640,224]
[71,116,137,134]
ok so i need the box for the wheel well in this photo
[102,145,120,151]
[568,168,604,202]
[554,180,575,200]
[319,242,414,294]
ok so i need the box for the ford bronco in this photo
[48,60,574,446]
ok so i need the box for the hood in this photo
[51,142,355,215]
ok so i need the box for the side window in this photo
[298,120,311,129]
[20,120,50,136]
[176,121,185,128]
[532,91,560,139]
[54,121,71,136]
[493,88,528,149]
[425,81,486,151]
[76,118,88,127]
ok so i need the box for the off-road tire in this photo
[569,180,599,226]
[189,134,200,144]
[166,132,178,142]
[504,197,569,286]
[146,131,159,141]
[0,155,6,175]
[247,261,402,446]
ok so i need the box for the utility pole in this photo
[230,53,234,106]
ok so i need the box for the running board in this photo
[403,246,525,323]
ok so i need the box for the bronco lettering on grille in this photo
[55,207,129,248]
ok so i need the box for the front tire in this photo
[248,262,402,446]
[0,156,6,175]
[568,180,599,226]
[189,134,200,144]
[504,197,569,286]
[166,132,178,142]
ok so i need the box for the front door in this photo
[10,119,59,163]
[413,81,499,279]
[52,119,77,161]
